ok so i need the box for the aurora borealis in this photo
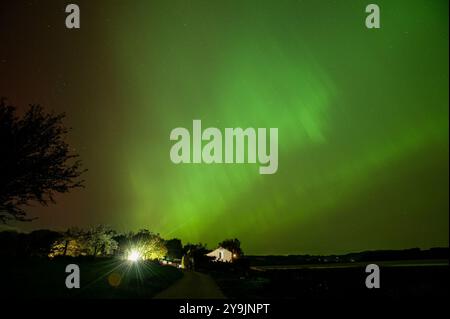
[0,0,448,254]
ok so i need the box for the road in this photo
[154,271,226,299]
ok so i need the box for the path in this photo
[154,271,226,299]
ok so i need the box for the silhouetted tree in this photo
[165,238,183,259]
[182,243,211,270]
[183,242,208,256]
[27,229,62,257]
[0,230,28,257]
[0,98,86,222]
[218,238,243,257]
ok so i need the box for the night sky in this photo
[0,0,448,254]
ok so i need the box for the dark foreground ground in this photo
[154,271,225,299]
[211,260,449,299]
[0,257,448,299]
[0,257,182,298]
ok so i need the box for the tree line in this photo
[0,226,176,260]
[0,226,243,261]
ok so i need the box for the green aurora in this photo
[1,0,448,254]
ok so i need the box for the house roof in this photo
[206,246,231,255]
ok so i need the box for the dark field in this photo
[0,257,448,300]
[0,258,182,298]
[212,262,449,299]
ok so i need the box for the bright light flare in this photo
[127,249,141,262]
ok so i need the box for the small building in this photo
[206,247,233,262]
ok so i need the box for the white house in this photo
[206,247,233,262]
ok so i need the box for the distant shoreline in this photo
[250,259,449,271]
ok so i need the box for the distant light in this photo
[127,250,141,262]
